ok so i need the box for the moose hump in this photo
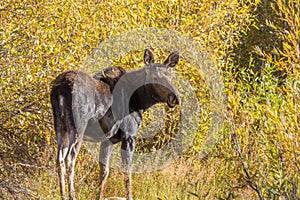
[93,66,126,92]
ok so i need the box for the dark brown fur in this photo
[93,66,126,92]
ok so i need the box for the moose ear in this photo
[144,49,155,65]
[163,51,180,68]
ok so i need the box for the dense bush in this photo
[0,0,299,199]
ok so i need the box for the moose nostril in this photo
[167,93,179,108]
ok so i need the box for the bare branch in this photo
[230,112,264,200]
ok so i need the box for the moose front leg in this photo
[121,135,136,200]
[98,140,114,200]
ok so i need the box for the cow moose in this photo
[50,49,180,200]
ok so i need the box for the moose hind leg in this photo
[98,140,113,200]
[67,144,82,200]
[121,136,136,200]
[65,128,82,200]
[52,92,69,200]
[57,133,69,200]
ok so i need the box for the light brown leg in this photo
[57,144,69,200]
[124,170,133,200]
[121,136,136,200]
[66,141,82,200]
[98,140,113,200]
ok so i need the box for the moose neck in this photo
[128,68,160,112]
[111,68,158,116]
[129,84,157,112]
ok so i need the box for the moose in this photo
[50,49,180,200]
